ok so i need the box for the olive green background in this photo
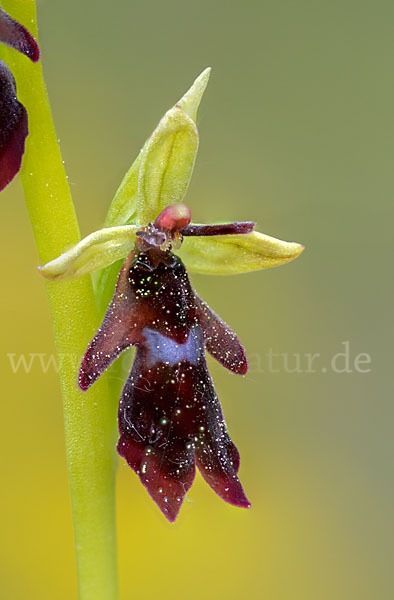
[1,0,393,598]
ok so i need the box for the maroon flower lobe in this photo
[0,61,28,191]
[0,8,40,62]
[194,292,248,375]
[182,221,255,237]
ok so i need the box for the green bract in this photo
[39,68,303,282]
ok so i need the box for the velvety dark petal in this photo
[79,252,140,390]
[194,292,248,375]
[182,222,255,237]
[0,8,39,62]
[0,61,28,191]
[194,389,250,508]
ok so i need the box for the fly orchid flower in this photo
[0,7,39,190]
[39,68,304,521]
[80,204,255,521]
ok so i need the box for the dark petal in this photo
[182,222,255,237]
[192,367,251,509]
[0,61,28,191]
[195,425,250,509]
[194,292,248,375]
[79,252,140,390]
[0,8,39,62]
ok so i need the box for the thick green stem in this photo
[1,2,119,598]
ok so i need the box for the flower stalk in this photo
[0,1,118,599]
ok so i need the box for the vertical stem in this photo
[1,2,119,599]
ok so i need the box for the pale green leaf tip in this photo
[177,67,211,122]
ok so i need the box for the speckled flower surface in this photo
[80,219,251,521]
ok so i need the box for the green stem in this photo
[1,2,119,598]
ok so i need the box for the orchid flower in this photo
[39,68,304,521]
[0,6,39,190]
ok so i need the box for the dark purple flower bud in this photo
[80,238,250,521]
[0,8,40,62]
[0,61,28,191]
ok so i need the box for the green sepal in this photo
[136,107,198,224]
[103,68,210,229]
[38,225,138,281]
[178,230,305,275]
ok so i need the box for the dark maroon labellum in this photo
[80,236,251,521]
[0,61,28,191]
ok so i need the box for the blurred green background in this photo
[1,0,393,598]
